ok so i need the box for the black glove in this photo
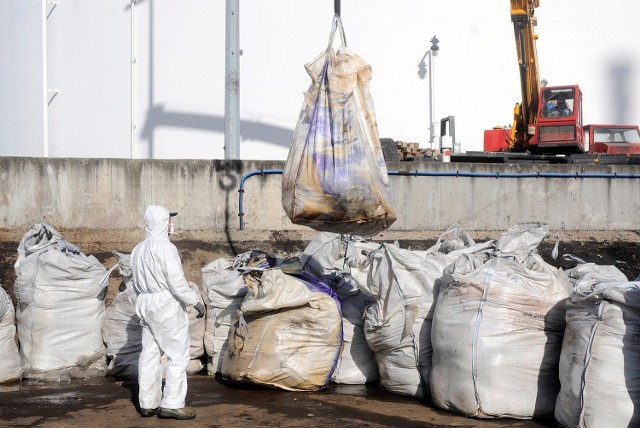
[194,302,205,319]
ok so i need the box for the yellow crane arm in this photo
[510,0,541,150]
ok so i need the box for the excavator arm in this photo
[509,0,541,151]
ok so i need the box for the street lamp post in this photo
[417,35,441,150]
[225,0,240,160]
[428,35,439,149]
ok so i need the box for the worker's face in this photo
[168,218,174,236]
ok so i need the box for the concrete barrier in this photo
[1,157,639,232]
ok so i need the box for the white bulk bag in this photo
[431,223,571,418]
[186,281,206,374]
[301,232,381,384]
[332,291,377,384]
[102,251,142,379]
[555,264,639,428]
[363,229,490,400]
[201,257,247,375]
[200,251,272,375]
[14,223,108,381]
[0,287,22,384]
[221,268,342,391]
[300,232,381,287]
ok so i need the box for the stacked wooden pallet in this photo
[395,141,438,161]
[396,141,420,160]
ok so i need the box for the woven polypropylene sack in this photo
[430,224,572,419]
[555,265,640,428]
[300,232,380,384]
[102,252,142,379]
[220,269,342,391]
[14,223,108,381]
[0,287,22,384]
[282,15,396,237]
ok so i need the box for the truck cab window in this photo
[541,89,574,118]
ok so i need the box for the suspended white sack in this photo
[431,223,571,418]
[14,223,108,381]
[221,268,342,391]
[282,15,396,237]
[555,264,640,428]
[0,287,22,384]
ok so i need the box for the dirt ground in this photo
[0,377,556,428]
[1,226,640,427]
[2,227,640,303]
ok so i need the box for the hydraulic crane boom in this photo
[480,1,640,160]
[509,0,541,150]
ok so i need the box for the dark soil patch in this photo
[2,228,640,303]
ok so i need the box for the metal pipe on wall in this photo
[238,168,640,230]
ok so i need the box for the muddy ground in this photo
[1,226,640,427]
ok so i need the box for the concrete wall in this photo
[1,157,639,232]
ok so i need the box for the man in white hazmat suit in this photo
[131,205,205,420]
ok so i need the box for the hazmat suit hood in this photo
[144,205,171,239]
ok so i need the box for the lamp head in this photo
[430,35,440,56]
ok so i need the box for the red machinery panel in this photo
[483,128,511,152]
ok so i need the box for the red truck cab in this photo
[533,85,584,153]
[483,85,640,157]
[483,85,586,154]
[585,124,640,154]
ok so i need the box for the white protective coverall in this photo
[131,205,200,410]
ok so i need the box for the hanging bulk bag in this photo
[282,15,396,237]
